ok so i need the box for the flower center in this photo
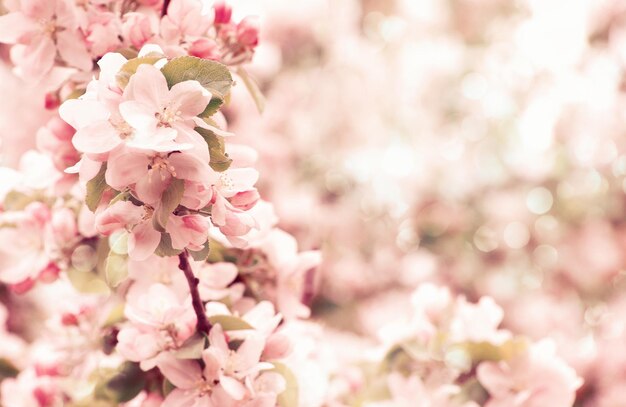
[156,104,182,126]
[148,155,177,181]
[38,18,57,36]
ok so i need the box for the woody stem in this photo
[178,251,211,335]
[161,0,171,17]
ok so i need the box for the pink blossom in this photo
[477,340,583,407]
[0,0,92,79]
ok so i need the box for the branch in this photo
[178,251,211,335]
[161,0,171,17]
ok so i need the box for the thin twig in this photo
[178,251,211,335]
[161,0,171,17]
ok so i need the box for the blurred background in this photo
[224,0,626,403]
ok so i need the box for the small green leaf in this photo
[270,362,299,407]
[237,67,265,113]
[189,240,210,261]
[86,163,108,212]
[154,233,183,257]
[116,55,163,88]
[94,362,145,403]
[208,315,254,331]
[162,379,175,397]
[161,56,233,116]
[195,127,232,172]
[66,268,111,295]
[102,303,125,328]
[105,253,128,288]
[0,358,19,379]
[174,335,206,359]
[3,190,33,211]
[109,190,131,206]
[153,178,185,232]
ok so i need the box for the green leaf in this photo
[174,335,206,359]
[66,268,110,295]
[195,127,232,172]
[0,358,19,380]
[162,379,175,397]
[94,362,145,403]
[160,56,233,116]
[189,240,210,261]
[3,190,34,211]
[153,178,185,232]
[270,362,299,407]
[105,253,128,288]
[237,67,265,113]
[208,315,254,331]
[154,233,183,257]
[86,163,108,212]
[102,303,125,328]
[116,55,163,88]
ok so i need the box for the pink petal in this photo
[477,361,514,397]
[162,389,201,407]
[158,355,202,389]
[236,334,265,372]
[168,152,211,184]
[169,80,212,118]
[14,35,56,79]
[56,30,93,71]
[135,170,171,204]
[95,201,143,235]
[105,151,150,190]
[119,101,158,132]
[0,12,37,43]
[125,63,169,110]
[59,99,110,130]
[219,375,247,401]
[21,0,55,19]
[72,121,121,154]
[166,215,208,250]
[128,220,161,261]
[208,324,229,352]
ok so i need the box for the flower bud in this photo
[230,189,260,211]
[237,16,259,48]
[189,38,221,60]
[213,1,232,25]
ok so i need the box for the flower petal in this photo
[72,121,121,154]
[128,220,161,261]
[105,151,150,190]
[169,80,212,118]
[0,12,37,43]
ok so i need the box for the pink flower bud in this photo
[213,1,232,25]
[51,208,77,243]
[38,263,60,283]
[44,93,60,110]
[34,363,60,377]
[47,116,75,142]
[237,16,260,48]
[230,189,260,211]
[25,202,51,226]
[122,13,154,50]
[262,333,292,360]
[189,38,221,60]
[61,313,79,327]
[9,278,35,294]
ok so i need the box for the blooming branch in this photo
[178,250,211,335]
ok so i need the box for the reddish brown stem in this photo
[161,0,171,17]
[178,251,211,335]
